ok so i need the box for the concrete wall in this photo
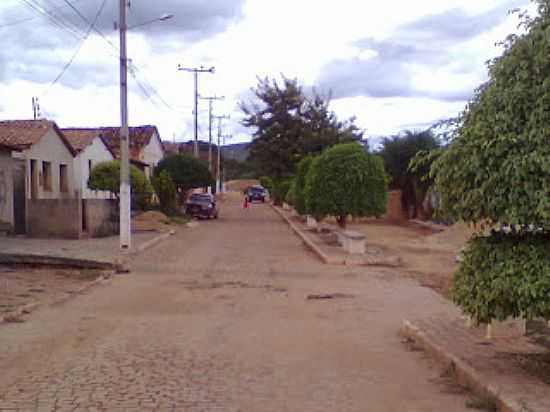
[26,198,117,239]
[23,128,76,200]
[26,199,81,238]
[85,199,118,237]
[0,149,14,229]
[142,131,164,178]
[74,137,114,199]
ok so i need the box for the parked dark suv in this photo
[185,193,219,219]
[246,185,267,203]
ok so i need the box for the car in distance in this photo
[185,193,219,219]
[246,185,267,202]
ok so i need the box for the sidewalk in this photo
[0,229,175,268]
[402,313,550,412]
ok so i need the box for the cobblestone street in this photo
[0,196,471,411]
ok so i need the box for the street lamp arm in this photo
[127,14,173,30]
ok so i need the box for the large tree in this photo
[378,130,440,219]
[305,143,388,228]
[240,76,363,179]
[155,154,214,198]
[428,2,550,324]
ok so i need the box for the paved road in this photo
[0,196,469,411]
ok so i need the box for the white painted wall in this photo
[22,128,75,199]
[0,149,14,226]
[74,137,114,199]
[142,131,164,178]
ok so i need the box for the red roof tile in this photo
[61,128,100,153]
[0,119,76,155]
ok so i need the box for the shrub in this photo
[271,178,293,206]
[152,170,177,215]
[294,156,313,215]
[88,160,152,210]
[452,231,550,324]
[305,143,388,228]
[285,179,297,206]
[259,176,274,192]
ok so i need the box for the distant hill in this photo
[222,142,250,162]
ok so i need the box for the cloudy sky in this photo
[0,0,532,146]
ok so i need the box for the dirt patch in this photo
[132,211,171,232]
[0,266,104,319]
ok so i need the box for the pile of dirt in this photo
[132,211,170,232]
[422,221,485,251]
[225,179,259,193]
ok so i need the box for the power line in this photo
[44,0,108,93]
[18,0,83,39]
[61,0,119,52]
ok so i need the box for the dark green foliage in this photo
[305,143,388,228]
[88,160,152,210]
[378,130,440,218]
[223,159,257,180]
[429,3,550,229]
[452,231,550,323]
[294,156,313,215]
[152,171,177,215]
[155,154,214,196]
[285,179,297,206]
[258,176,274,192]
[241,76,362,179]
[271,178,293,206]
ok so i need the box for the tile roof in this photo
[62,128,101,153]
[0,119,76,155]
[0,120,54,149]
[97,125,160,157]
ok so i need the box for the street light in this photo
[127,13,174,30]
[118,2,173,249]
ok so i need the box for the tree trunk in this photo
[337,215,347,229]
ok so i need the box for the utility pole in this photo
[199,95,224,173]
[213,115,229,193]
[119,0,131,249]
[177,65,215,158]
[221,134,232,193]
[32,97,40,120]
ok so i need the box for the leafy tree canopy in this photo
[305,143,388,228]
[155,154,214,194]
[294,156,314,215]
[429,2,550,229]
[241,76,363,179]
[88,160,152,210]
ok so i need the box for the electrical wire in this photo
[44,0,108,93]
[17,0,83,39]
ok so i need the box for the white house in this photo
[62,128,115,199]
[98,125,164,178]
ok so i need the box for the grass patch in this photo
[465,393,497,411]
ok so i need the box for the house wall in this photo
[74,137,114,199]
[0,149,14,229]
[85,199,118,237]
[142,131,164,178]
[26,198,81,238]
[23,128,76,199]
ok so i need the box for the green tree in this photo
[305,143,388,228]
[88,160,152,210]
[155,154,214,200]
[294,156,313,215]
[241,76,362,179]
[378,130,440,219]
[426,2,550,323]
[151,170,177,215]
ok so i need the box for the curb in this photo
[270,205,342,264]
[271,205,402,267]
[0,253,122,271]
[0,274,109,325]
[132,229,176,255]
[400,320,522,412]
